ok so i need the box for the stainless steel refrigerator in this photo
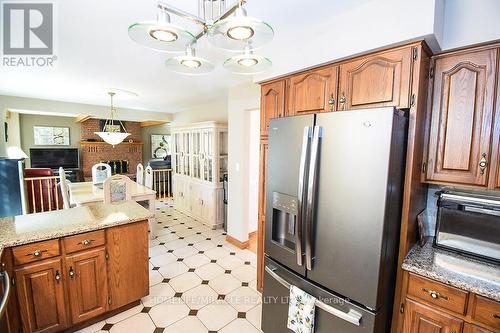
[262,107,408,333]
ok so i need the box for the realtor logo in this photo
[2,2,56,66]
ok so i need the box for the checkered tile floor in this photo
[76,199,262,333]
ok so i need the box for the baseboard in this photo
[226,235,249,249]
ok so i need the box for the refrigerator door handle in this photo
[305,126,321,270]
[296,126,311,266]
[265,265,362,326]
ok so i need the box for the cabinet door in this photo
[288,66,338,115]
[403,299,463,333]
[106,221,149,310]
[425,49,497,186]
[463,323,493,333]
[15,258,68,333]
[261,80,285,137]
[338,47,412,110]
[256,140,268,292]
[66,247,108,324]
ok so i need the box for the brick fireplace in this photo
[80,119,142,179]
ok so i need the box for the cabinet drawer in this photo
[12,239,60,265]
[471,295,500,329]
[63,230,106,254]
[407,273,468,315]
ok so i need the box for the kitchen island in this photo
[0,201,153,333]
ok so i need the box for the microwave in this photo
[434,190,500,263]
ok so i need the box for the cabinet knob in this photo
[69,267,75,279]
[493,313,500,320]
[328,94,335,111]
[422,288,448,300]
[55,270,61,282]
[79,239,94,246]
[26,249,48,257]
[339,94,347,110]
[479,153,488,175]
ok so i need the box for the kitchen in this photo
[1,1,499,333]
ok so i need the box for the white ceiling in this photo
[0,0,373,114]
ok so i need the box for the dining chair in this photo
[58,167,73,209]
[136,163,144,185]
[144,166,153,189]
[92,163,112,185]
[103,175,133,203]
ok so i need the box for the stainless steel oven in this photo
[434,190,500,263]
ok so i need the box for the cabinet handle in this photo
[328,94,335,111]
[55,270,61,283]
[78,239,94,246]
[339,94,346,110]
[421,288,448,300]
[479,153,488,175]
[69,267,75,279]
[26,249,48,257]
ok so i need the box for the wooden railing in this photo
[24,176,63,213]
[152,168,173,199]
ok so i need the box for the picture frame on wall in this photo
[34,126,70,145]
[151,134,171,159]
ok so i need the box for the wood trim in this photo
[248,231,257,238]
[140,121,169,128]
[75,115,92,123]
[391,42,431,333]
[80,141,143,145]
[225,235,249,250]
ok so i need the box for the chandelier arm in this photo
[157,2,207,26]
[192,0,248,41]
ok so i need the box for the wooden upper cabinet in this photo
[338,47,412,110]
[106,221,149,310]
[403,299,463,333]
[66,247,108,324]
[287,66,338,115]
[261,80,285,137]
[15,258,68,333]
[425,48,497,186]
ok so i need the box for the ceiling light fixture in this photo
[224,44,271,74]
[94,92,131,147]
[165,45,215,75]
[129,0,273,75]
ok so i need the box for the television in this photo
[30,148,80,169]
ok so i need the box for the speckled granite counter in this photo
[0,201,153,257]
[402,239,500,301]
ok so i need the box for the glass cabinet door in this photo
[219,130,228,182]
[173,133,181,174]
[182,132,191,176]
[202,129,214,182]
[192,131,202,180]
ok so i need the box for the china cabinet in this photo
[172,122,228,229]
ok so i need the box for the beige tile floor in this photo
[76,199,263,333]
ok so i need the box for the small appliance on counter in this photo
[434,190,500,263]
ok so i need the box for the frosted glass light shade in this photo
[223,53,271,74]
[94,132,131,146]
[128,21,196,53]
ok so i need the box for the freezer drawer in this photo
[262,257,388,333]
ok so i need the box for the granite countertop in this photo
[0,201,153,256]
[402,239,500,302]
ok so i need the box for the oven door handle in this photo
[463,205,500,216]
[296,126,311,267]
[265,265,362,326]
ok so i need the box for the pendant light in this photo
[165,44,215,75]
[208,3,273,51]
[128,8,196,53]
[223,44,271,74]
[95,92,131,147]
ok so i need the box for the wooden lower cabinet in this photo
[464,323,494,333]
[15,258,68,333]
[3,220,149,333]
[403,298,463,333]
[106,221,149,310]
[66,247,108,324]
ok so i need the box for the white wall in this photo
[440,0,500,50]
[227,82,260,242]
[171,101,228,126]
[247,109,260,234]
